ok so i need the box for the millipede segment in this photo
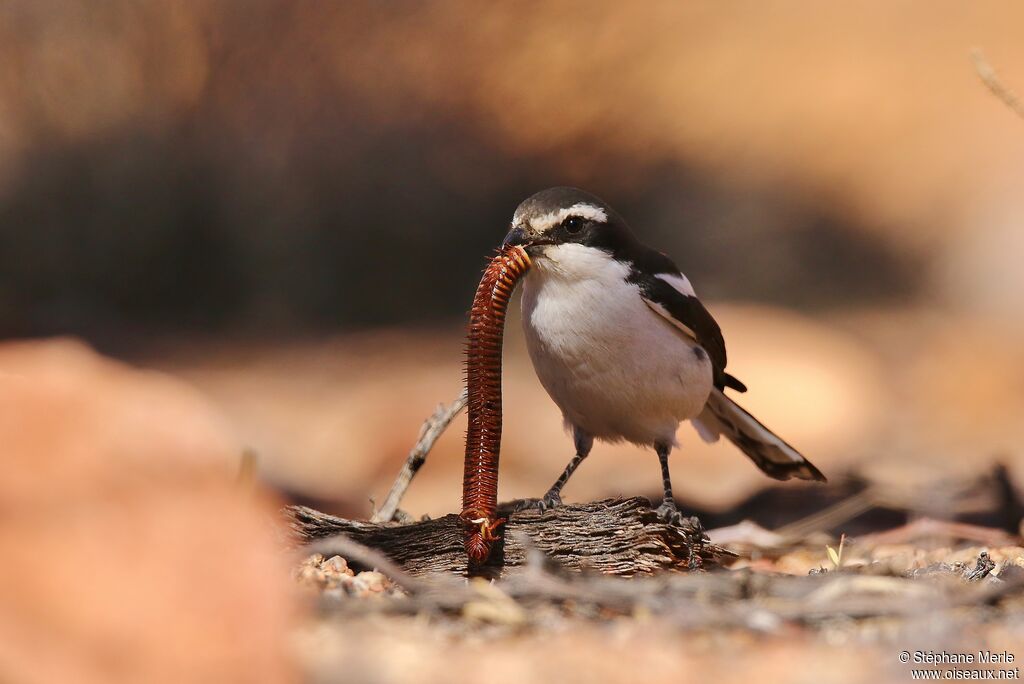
[460,245,531,563]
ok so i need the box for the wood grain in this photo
[287,497,733,578]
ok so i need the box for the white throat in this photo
[530,243,625,281]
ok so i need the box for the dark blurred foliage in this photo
[0,1,922,343]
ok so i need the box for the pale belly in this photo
[520,269,713,447]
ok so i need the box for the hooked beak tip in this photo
[502,225,530,249]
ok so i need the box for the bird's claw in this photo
[655,501,684,525]
[540,490,563,510]
[655,501,704,533]
[509,490,563,513]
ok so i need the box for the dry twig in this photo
[972,48,1024,120]
[371,388,467,523]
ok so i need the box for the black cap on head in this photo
[505,187,636,253]
[512,187,612,226]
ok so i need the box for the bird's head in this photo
[503,187,636,264]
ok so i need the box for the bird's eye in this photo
[562,216,585,234]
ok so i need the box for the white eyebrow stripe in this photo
[530,203,608,232]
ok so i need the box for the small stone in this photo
[351,571,387,596]
[321,557,354,590]
[296,566,317,582]
[322,555,352,576]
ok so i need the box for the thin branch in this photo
[371,388,468,523]
[971,48,1024,121]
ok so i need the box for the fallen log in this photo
[286,497,734,578]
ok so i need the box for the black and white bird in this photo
[503,187,825,524]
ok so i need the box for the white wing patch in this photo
[655,272,696,296]
[641,272,699,341]
[530,203,608,233]
[641,296,698,341]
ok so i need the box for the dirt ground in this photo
[291,522,1024,684]
[161,306,1024,683]
[3,317,1023,683]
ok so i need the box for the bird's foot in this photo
[508,490,563,513]
[655,500,707,570]
[655,500,703,533]
[655,499,683,525]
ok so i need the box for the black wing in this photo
[633,271,746,393]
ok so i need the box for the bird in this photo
[502,186,825,525]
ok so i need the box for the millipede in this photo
[460,244,531,564]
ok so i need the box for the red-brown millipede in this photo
[460,244,531,563]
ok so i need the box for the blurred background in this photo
[3,0,1024,514]
[5,0,1024,512]
[4,2,1024,680]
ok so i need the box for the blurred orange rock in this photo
[0,338,298,684]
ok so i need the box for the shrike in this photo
[503,187,825,524]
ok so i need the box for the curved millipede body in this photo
[460,245,531,563]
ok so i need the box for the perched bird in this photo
[503,187,825,524]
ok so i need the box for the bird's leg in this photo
[539,430,593,509]
[510,429,593,512]
[653,442,702,531]
[654,442,681,523]
[653,443,706,569]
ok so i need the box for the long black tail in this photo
[693,389,826,482]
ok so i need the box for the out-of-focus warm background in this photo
[3,2,1024,682]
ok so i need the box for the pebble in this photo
[295,554,400,598]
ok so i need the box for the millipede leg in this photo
[461,246,532,563]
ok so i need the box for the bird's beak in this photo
[503,225,554,250]
[502,225,531,249]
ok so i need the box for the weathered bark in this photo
[287,497,733,577]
